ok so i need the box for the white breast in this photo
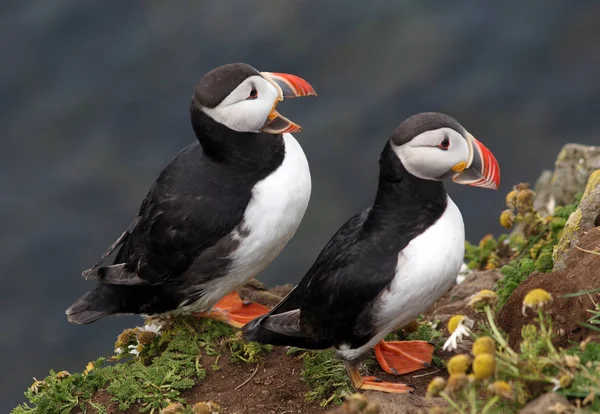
[199,133,311,310]
[338,196,464,360]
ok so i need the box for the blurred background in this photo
[2,0,600,409]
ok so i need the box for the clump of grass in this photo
[12,317,253,413]
[227,332,273,364]
[300,349,352,407]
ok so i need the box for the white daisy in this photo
[128,344,141,356]
[140,323,162,335]
[442,316,474,352]
[456,263,470,284]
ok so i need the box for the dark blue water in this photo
[2,1,600,409]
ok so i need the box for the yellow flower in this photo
[83,362,94,376]
[559,374,573,389]
[472,336,496,356]
[443,315,474,351]
[162,402,185,414]
[343,394,381,413]
[472,354,496,380]
[401,320,420,334]
[447,315,464,334]
[426,377,447,398]
[505,189,518,209]
[500,209,515,230]
[137,331,158,346]
[344,393,368,410]
[29,379,46,394]
[522,288,553,316]
[468,289,498,311]
[488,380,515,400]
[56,371,71,379]
[192,401,221,414]
[115,328,138,348]
[447,354,471,375]
[445,373,468,393]
[516,188,535,213]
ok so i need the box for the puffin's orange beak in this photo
[260,72,317,134]
[453,134,500,190]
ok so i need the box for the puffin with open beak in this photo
[244,112,500,393]
[66,63,317,327]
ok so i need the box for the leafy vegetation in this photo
[464,183,582,309]
[429,289,600,413]
[12,317,269,413]
[299,349,352,407]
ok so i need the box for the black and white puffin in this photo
[243,112,500,393]
[66,63,317,327]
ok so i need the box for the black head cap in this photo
[192,63,261,109]
[391,112,466,146]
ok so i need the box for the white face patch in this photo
[392,128,470,181]
[201,75,280,133]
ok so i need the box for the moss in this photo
[533,248,554,272]
[553,208,583,264]
[583,169,600,196]
[301,350,352,407]
[497,258,536,309]
[12,318,252,413]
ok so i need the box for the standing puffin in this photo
[243,112,500,393]
[66,63,317,327]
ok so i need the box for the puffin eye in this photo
[247,87,258,100]
[438,136,450,150]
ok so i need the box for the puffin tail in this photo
[65,283,175,325]
[65,287,113,325]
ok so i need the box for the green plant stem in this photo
[466,386,478,414]
[484,305,518,359]
[537,309,558,357]
[440,392,466,414]
[481,395,500,414]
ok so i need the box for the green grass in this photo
[300,349,352,407]
[12,318,264,413]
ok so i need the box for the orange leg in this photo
[194,291,270,328]
[347,365,414,394]
[374,340,434,375]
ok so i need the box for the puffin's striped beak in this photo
[452,134,500,190]
[260,72,317,134]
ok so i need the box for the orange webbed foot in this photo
[194,292,270,328]
[347,366,415,394]
[374,340,434,375]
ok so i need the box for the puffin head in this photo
[390,112,500,190]
[191,63,316,135]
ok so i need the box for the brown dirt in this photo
[498,227,600,349]
[183,347,326,414]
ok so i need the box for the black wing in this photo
[298,209,399,346]
[83,142,251,287]
[245,209,399,348]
